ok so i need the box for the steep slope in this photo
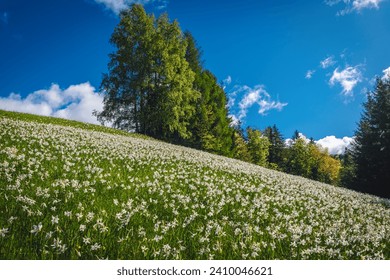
[0,110,389,259]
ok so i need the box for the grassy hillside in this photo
[0,110,389,259]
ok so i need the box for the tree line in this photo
[232,126,341,186]
[95,5,389,198]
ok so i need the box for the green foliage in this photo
[246,127,270,167]
[338,148,356,188]
[351,78,390,198]
[283,135,341,185]
[96,7,233,155]
[93,5,347,188]
[96,4,155,132]
[285,137,311,177]
[307,143,341,185]
[183,31,203,74]
[264,125,285,170]
[188,71,233,156]
[96,4,198,141]
[182,32,233,156]
[292,130,300,141]
[232,129,252,163]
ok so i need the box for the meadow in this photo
[0,110,389,260]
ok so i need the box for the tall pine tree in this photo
[264,125,285,169]
[184,32,233,156]
[352,78,390,198]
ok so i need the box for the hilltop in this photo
[0,110,389,259]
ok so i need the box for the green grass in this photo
[0,110,389,260]
[0,109,150,139]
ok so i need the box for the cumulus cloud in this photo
[352,0,382,10]
[325,0,383,15]
[94,0,168,14]
[320,56,337,69]
[0,83,103,125]
[228,84,287,125]
[306,51,366,99]
[329,65,363,96]
[305,70,315,79]
[286,133,354,155]
[316,135,355,155]
[238,85,287,119]
[382,66,390,80]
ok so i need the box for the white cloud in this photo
[305,70,315,79]
[329,66,363,96]
[0,93,54,116]
[316,135,355,155]
[325,0,383,15]
[285,133,354,155]
[223,76,232,90]
[306,52,367,100]
[227,84,287,125]
[320,56,336,69]
[228,85,287,121]
[94,0,128,14]
[237,85,287,120]
[352,0,382,10]
[94,0,168,14]
[0,83,103,125]
[223,76,232,86]
[382,67,390,80]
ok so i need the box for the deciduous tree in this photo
[95,4,198,141]
[247,127,270,167]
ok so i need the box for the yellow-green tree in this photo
[247,127,270,167]
[232,129,252,163]
[308,143,341,185]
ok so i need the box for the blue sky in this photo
[1,0,389,153]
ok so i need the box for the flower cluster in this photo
[0,116,389,259]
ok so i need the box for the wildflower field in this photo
[0,110,389,260]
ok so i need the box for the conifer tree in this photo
[184,32,233,156]
[264,125,285,169]
[292,130,300,141]
[339,148,356,188]
[352,78,390,198]
[184,31,202,75]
